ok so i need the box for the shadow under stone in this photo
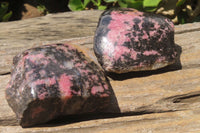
[107,44,182,81]
[36,108,178,128]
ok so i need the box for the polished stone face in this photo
[6,43,112,127]
[94,8,177,73]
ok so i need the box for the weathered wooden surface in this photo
[0,10,200,132]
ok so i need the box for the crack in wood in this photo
[168,92,200,103]
[0,72,11,76]
[175,27,200,34]
[160,91,200,103]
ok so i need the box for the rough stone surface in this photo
[5,43,112,127]
[94,8,177,73]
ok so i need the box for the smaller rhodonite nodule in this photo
[5,43,112,127]
[94,8,177,73]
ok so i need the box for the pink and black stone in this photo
[5,43,112,127]
[94,8,177,73]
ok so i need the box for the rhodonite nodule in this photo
[94,8,177,73]
[5,43,112,127]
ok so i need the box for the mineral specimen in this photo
[6,43,112,127]
[94,8,177,73]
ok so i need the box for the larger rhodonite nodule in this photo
[94,8,177,73]
[5,43,112,127]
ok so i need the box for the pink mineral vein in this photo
[80,69,90,74]
[25,69,34,80]
[152,20,160,29]
[143,50,160,56]
[75,62,83,67]
[39,70,46,77]
[165,18,174,29]
[142,33,149,40]
[130,49,138,60]
[34,79,45,85]
[24,54,46,62]
[156,56,166,63]
[107,10,143,46]
[47,77,56,86]
[58,74,72,99]
[103,84,109,90]
[38,91,48,100]
[108,12,135,46]
[105,10,146,61]
[91,86,104,95]
[114,46,130,60]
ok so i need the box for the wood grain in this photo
[0,10,200,132]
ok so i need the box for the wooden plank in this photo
[1,71,200,132]
[0,10,200,132]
